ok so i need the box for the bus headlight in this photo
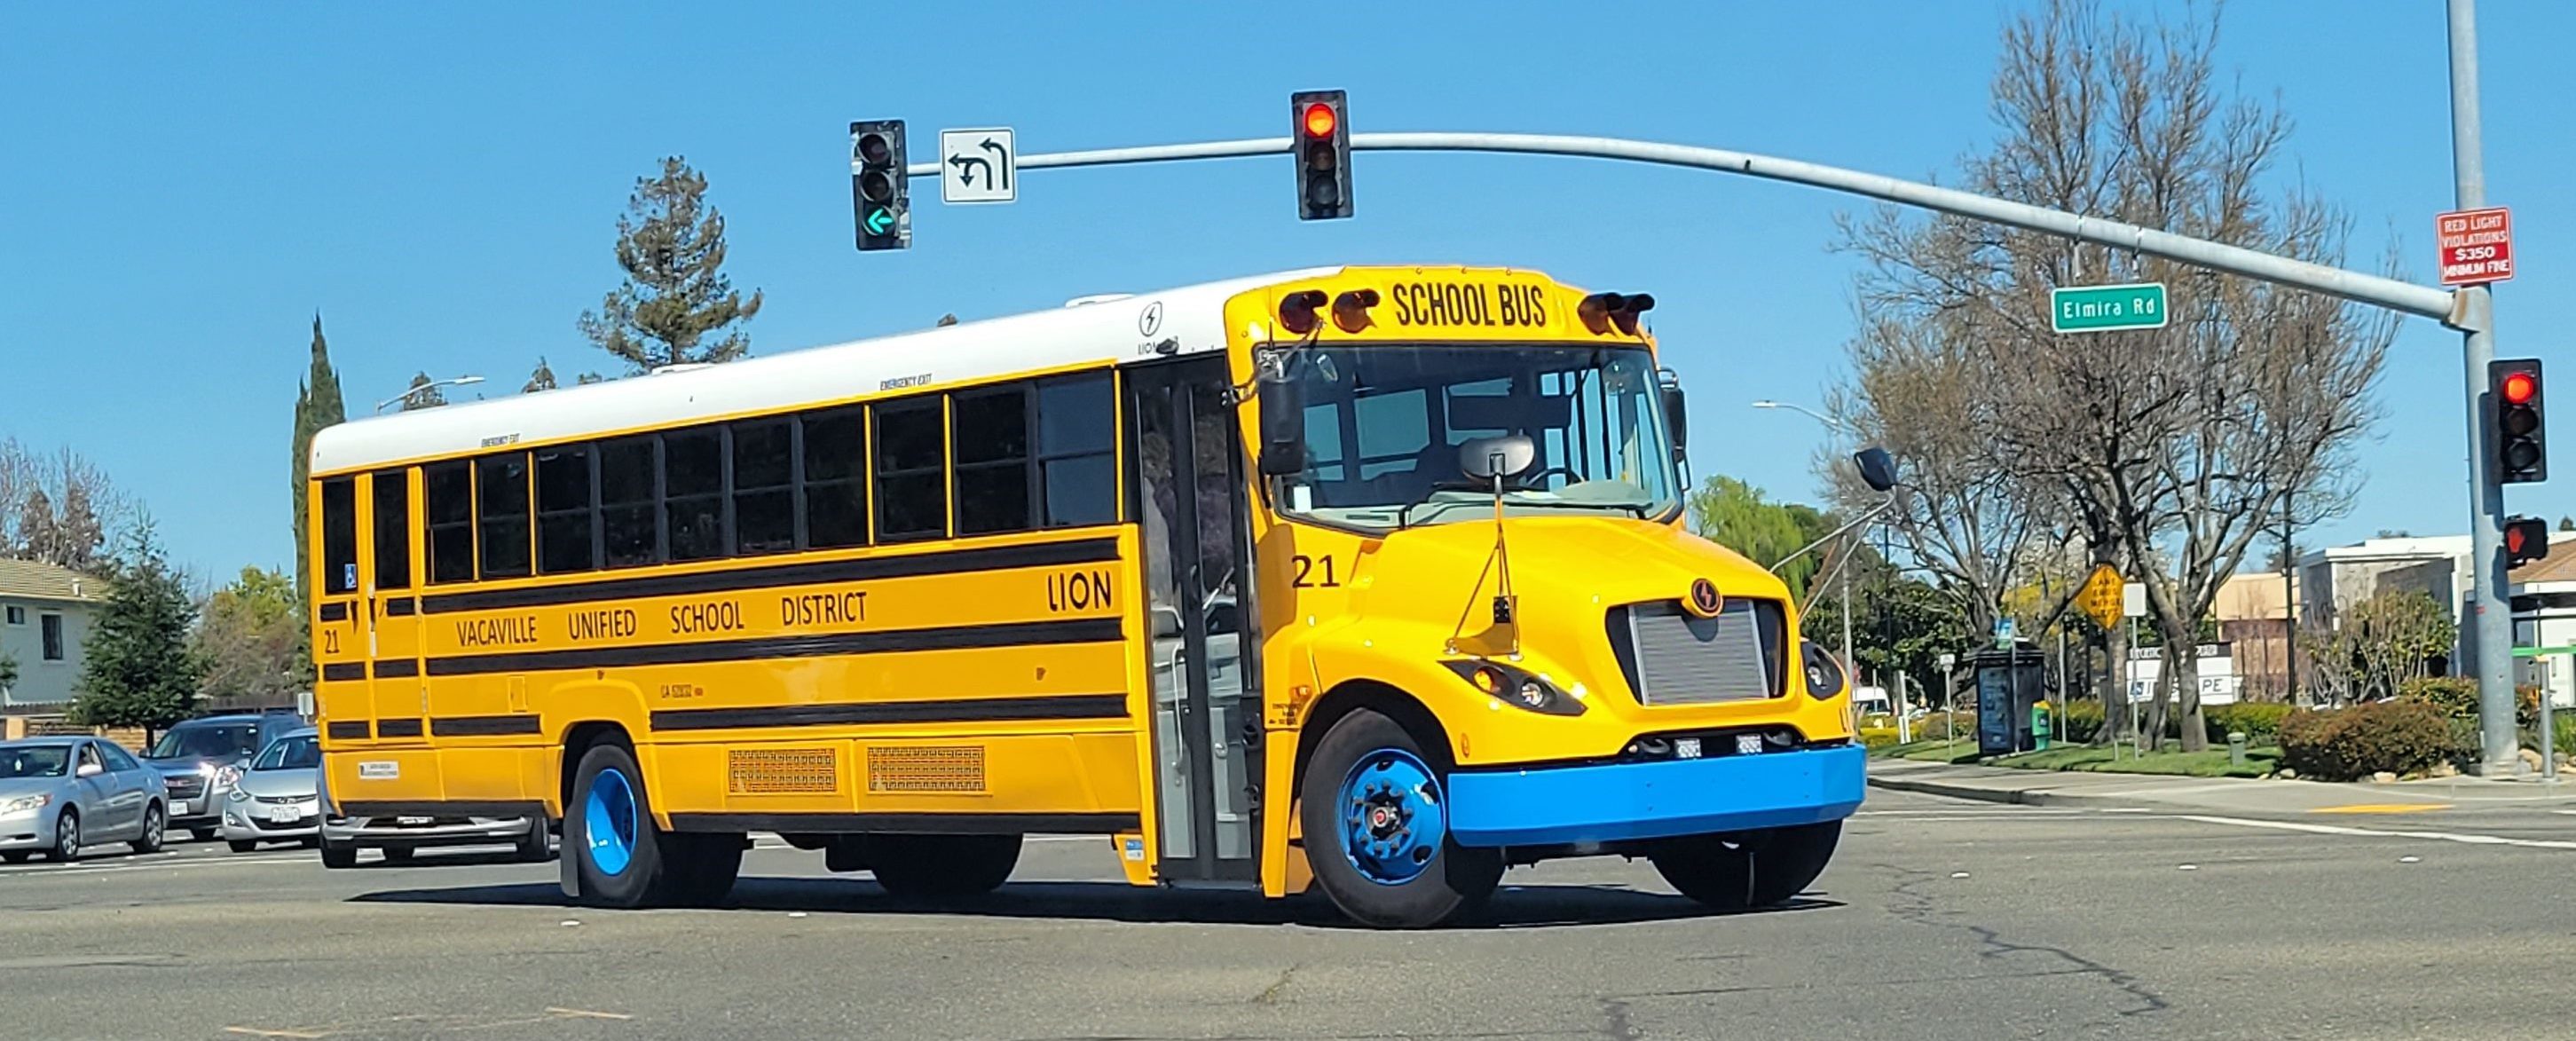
[1442,660,1585,716]
[1802,642,1847,700]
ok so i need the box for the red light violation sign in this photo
[2437,207,2513,286]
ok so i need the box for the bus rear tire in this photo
[661,832,744,906]
[869,834,1020,899]
[1650,820,1841,911]
[568,741,672,909]
[1297,707,1501,929]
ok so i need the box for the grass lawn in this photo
[1987,744,2281,778]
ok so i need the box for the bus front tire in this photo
[1297,707,1501,929]
[319,840,358,870]
[568,742,670,909]
[1650,820,1841,911]
[869,834,1020,899]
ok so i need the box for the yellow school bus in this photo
[304,265,1862,927]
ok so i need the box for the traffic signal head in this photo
[850,119,910,251]
[1290,90,1351,220]
[2489,358,2546,483]
[2506,515,2551,567]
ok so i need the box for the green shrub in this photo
[1911,711,1978,741]
[2058,700,2105,743]
[2278,702,2457,781]
[1858,726,1901,752]
[2202,703,2292,745]
[2398,676,2479,719]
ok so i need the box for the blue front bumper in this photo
[1445,744,1864,847]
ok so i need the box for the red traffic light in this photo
[1303,102,1338,139]
[2504,371,2538,406]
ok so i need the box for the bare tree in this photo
[0,439,131,572]
[1828,0,2392,751]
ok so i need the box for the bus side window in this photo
[952,385,1032,535]
[477,452,532,579]
[663,427,726,562]
[372,469,410,590]
[319,477,358,596]
[800,408,869,549]
[731,419,795,556]
[599,436,659,568]
[1036,373,1116,527]
[425,461,473,584]
[874,398,947,542]
[535,445,597,574]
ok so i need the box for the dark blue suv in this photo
[141,711,305,841]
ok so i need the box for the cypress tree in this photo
[288,315,345,597]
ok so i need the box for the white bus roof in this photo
[309,267,1337,475]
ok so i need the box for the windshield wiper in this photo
[1396,485,1652,528]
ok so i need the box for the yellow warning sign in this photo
[2079,564,2125,628]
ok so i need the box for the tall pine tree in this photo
[289,315,345,598]
[577,156,763,373]
[72,525,204,734]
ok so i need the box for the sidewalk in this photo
[1868,757,2576,816]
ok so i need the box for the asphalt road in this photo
[4,790,2572,1041]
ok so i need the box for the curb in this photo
[1865,771,2159,810]
[1867,773,2060,808]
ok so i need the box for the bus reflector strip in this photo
[866,745,986,793]
[650,694,1129,731]
[422,618,1123,677]
[729,748,841,794]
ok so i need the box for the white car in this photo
[219,729,321,852]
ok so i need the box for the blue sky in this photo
[2,2,2569,577]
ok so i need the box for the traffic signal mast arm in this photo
[887,130,2465,327]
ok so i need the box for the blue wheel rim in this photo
[584,767,637,877]
[1337,748,1446,886]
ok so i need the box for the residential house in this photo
[0,559,101,712]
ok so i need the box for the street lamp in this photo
[1751,399,1846,431]
[375,375,484,414]
[1752,400,1864,713]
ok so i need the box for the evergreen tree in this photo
[2559,516,2573,532]
[15,488,58,564]
[54,477,104,572]
[578,156,763,373]
[399,372,449,411]
[288,315,345,597]
[71,525,204,734]
[0,651,18,700]
[524,357,558,393]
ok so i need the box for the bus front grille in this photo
[1606,598,1786,706]
[728,747,840,794]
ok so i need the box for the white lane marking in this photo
[2170,813,2576,851]
[0,853,315,878]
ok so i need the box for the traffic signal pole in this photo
[2448,0,2519,777]
[901,132,2457,321]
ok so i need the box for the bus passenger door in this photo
[313,477,367,735]
[1130,357,1263,883]
[365,469,425,743]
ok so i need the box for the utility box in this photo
[1972,645,2048,756]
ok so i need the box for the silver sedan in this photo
[0,737,169,863]
[218,729,321,851]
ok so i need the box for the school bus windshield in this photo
[1265,342,1679,530]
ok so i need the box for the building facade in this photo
[0,560,101,711]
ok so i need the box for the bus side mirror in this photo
[1854,446,1898,493]
[1658,370,1688,451]
[1257,381,1307,477]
